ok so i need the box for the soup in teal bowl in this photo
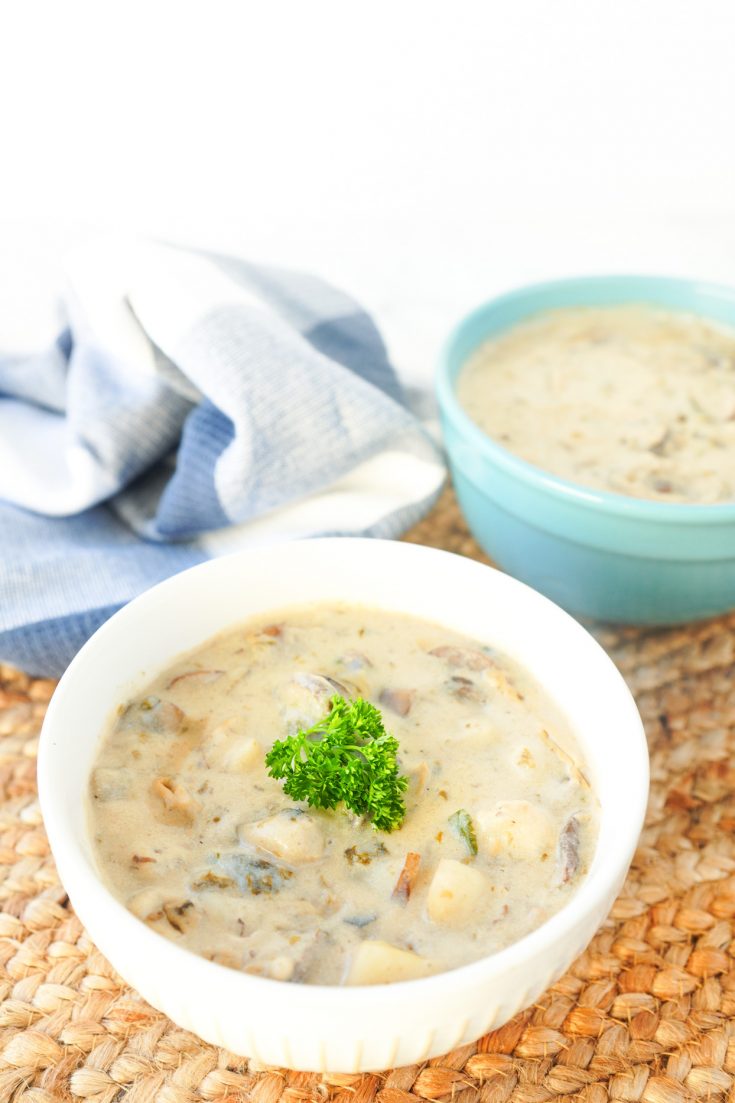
[436,275,735,624]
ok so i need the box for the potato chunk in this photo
[476,800,555,861]
[345,940,433,985]
[239,810,324,864]
[426,858,488,925]
[222,737,262,771]
[208,718,263,771]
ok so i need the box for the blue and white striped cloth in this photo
[0,240,444,676]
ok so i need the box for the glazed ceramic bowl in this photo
[39,538,647,1072]
[437,275,735,624]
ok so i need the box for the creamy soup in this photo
[458,304,735,503]
[89,605,598,985]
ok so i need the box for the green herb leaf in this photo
[449,808,477,855]
[265,695,408,832]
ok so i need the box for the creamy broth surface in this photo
[89,605,598,985]
[458,305,735,503]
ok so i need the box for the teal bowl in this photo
[436,275,735,624]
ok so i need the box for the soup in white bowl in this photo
[88,604,598,985]
[39,540,647,1071]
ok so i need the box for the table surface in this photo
[1,489,734,1102]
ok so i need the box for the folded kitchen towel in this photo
[0,239,445,677]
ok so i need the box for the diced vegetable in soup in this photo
[457,305,735,503]
[88,605,598,985]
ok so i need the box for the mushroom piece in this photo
[392,851,421,902]
[345,941,433,985]
[167,670,224,689]
[207,949,245,970]
[558,815,580,884]
[429,645,495,671]
[340,650,372,672]
[119,696,184,736]
[162,899,198,934]
[429,647,520,701]
[426,858,488,925]
[282,672,356,730]
[446,675,484,703]
[239,810,325,864]
[379,688,415,717]
[295,672,353,700]
[130,853,158,880]
[152,777,201,822]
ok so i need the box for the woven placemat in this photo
[2,489,735,1102]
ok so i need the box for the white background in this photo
[2,0,735,389]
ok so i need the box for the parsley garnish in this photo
[265,695,408,832]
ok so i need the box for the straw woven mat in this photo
[2,487,735,1103]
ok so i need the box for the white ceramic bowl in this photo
[39,538,648,1073]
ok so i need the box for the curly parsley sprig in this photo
[265,696,408,832]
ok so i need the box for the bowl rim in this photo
[436,273,735,525]
[38,537,649,1013]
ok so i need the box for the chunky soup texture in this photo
[458,304,735,503]
[89,605,598,985]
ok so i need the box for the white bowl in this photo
[38,538,648,1073]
